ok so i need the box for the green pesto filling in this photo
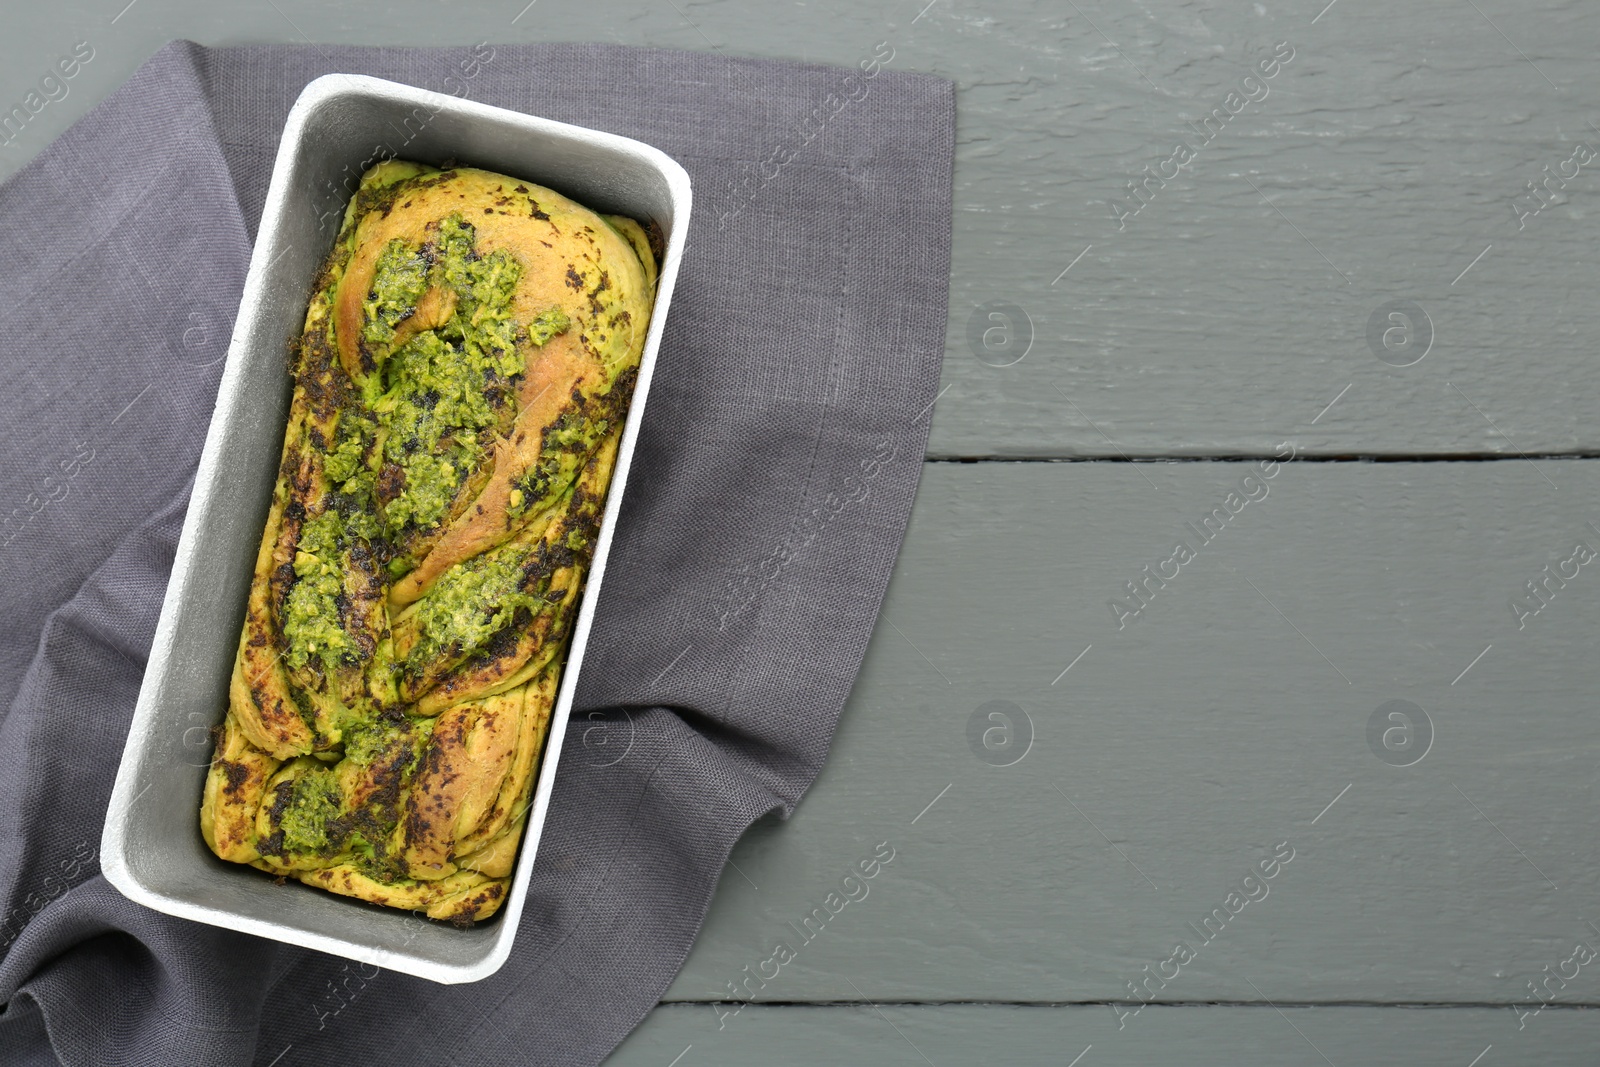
[361,239,430,348]
[332,717,432,879]
[350,834,405,883]
[345,830,377,866]
[334,474,382,544]
[340,715,406,767]
[327,215,528,540]
[282,510,352,674]
[323,410,382,544]
[323,425,367,484]
[507,406,608,519]
[288,212,580,691]
[278,766,344,854]
[380,438,461,534]
[406,544,550,672]
[349,213,572,539]
[526,307,571,348]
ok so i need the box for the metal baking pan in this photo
[101,73,691,984]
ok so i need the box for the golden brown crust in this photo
[401,689,522,881]
[201,716,281,862]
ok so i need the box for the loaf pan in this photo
[101,72,691,984]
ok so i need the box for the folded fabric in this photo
[0,39,953,1066]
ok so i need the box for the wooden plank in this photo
[659,460,1600,1003]
[928,0,1600,458]
[607,1003,1600,1066]
[4,2,1591,457]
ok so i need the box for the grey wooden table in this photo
[8,1,1600,1063]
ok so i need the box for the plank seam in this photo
[654,999,1600,1010]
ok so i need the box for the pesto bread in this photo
[199,160,657,923]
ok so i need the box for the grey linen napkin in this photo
[0,38,953,1067]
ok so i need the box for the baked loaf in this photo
[199,160,656,923]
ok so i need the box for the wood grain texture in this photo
[659,460,1600,1003]
[6,0,1592,457]
[607,1003,1600,1066]
[2,0,1595,1038]
[929,0,1600,458]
